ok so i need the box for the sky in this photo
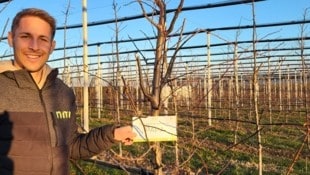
[0,0,309,75]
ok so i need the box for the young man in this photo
[0,8,136,175]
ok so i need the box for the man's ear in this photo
[7,32,13,47]
[49,40,56,54]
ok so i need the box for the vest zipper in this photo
[38,85,55,174]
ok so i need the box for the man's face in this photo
[8,16,55,73]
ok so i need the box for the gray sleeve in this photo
[69,124,117,159]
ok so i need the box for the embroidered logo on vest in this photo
[55,111,71,119]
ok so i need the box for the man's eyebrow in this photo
[39,35,51,39]
[18,32,31,35]
[18,32,51,39]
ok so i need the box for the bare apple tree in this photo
[134,0,186,174]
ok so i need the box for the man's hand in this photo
[114,125,136,145]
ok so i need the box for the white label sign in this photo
[132,115,177,142]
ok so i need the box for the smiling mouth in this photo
[26,54,41,60]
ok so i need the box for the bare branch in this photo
[167,0,184,34]
[137,0,159,28]
[135,53,153,101]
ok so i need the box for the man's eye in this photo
[40,37,49,42]
[20,35,29,38]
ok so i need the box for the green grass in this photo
[71,110,309,174]
[70,160,127,175]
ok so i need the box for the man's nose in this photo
[29,39,39,50]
